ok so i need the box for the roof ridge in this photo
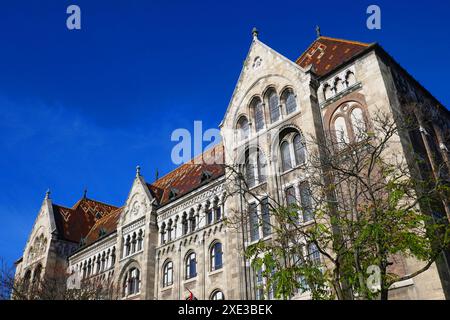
[72,197,118,210]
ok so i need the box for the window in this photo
[346,71,356,87]
[334,116,349,144]
[249,203,259,242]
[253,98,265,132]
[280,141,292,172]
[123,267,141,297]
[268,90,280,123]
[237,116,249,141]
[293,134,306,165]
[206,209,213,225]
[255,268,264,300]
[215,206,222,221]
[163,261,173,287]
[211,290,225,300]
[137,230,143,251]
[284,90,297,115]
[285,187,299,222]
[185,252,197,279]
[210,242,223,271]
[261,198,271,237]
[245,149,267,187]
[299,182,313,222]
[350,107,366,141]
[308,243,320,265]
[32,264,42,287]
[182,213,188,235]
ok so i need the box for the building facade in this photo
[14,30,450,300]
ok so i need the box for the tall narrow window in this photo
[210,242,223,271]
[284,90,297,114]
[255,268,264,300]
[285,186,298,222]
[257,150,267,183]
[280,141,292,172]
[268,91,280,123]
[261,198,271,237]
[186,252,197,279]
[237,116,249,141]
[206,209,213,225]
[308,243,320,265]
[245,157,256,188]
[253,99,265,132]
[215,206,222,221]
[350,107,366,141]
[299,182,313,222]
[334,116,349,144]
[293,134,306,165]
[249,203,259,242]
[163,261,173,287]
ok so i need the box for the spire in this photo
[316,25,321,38]
[252,27,259,40]
[45,188,51,200]
[136,165,141,177]
[155,168,159,181]
[83,188,88,199]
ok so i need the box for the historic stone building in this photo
[14,29,450,300]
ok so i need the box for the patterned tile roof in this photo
[296,36,372,76]
[147,143,225,206]
[52,198,118,243]
[84,206,123,246]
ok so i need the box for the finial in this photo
[316,25,321,38]
[45,189,51,200]
[136,165,141,177]
[83,188,87,199]
[252,27,259,40]
[155,168,159,181]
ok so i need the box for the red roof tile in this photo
[52,198,118,243]
[296,36,371,76]
[147,143,225,206]
[84,207,123,246]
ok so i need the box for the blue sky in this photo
[0,0,449,267]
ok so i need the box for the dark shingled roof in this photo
[84,207,123,246]
[296,36,371,76]
[52,198,118,243]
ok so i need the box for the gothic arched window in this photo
[283,89,297,115]
[252,98,265,132]
[162,261,173,287]
[267,90,280,123]
[334,116,349,144]
[185,252,197,280]
[280,141,292,172]
[210,242,223,271]
[237,116,249,141]
[293,134,306,165]
[123,267,140,297]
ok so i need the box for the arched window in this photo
[32,264,42,291]
[283,90,297,115]
[293,134,306,165]
[350,107,366,141]
[252,98,265,132]
[267,90,280,123]
[210,242,223,271]
[334,77,344,94]
[137,230,143,251]
[211,290,225,300]
[131,232,137,253]
[324,84,333,100]
[244,149,267,187]
[346,71,356,87]
[280,141,292,172]
[123,267,140,297]
[334,116,349,144]
[185,252,197,279]
[23,270,31,291]
[237,116,249,141]
[125,235,131,256]
[162,261,173,287]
